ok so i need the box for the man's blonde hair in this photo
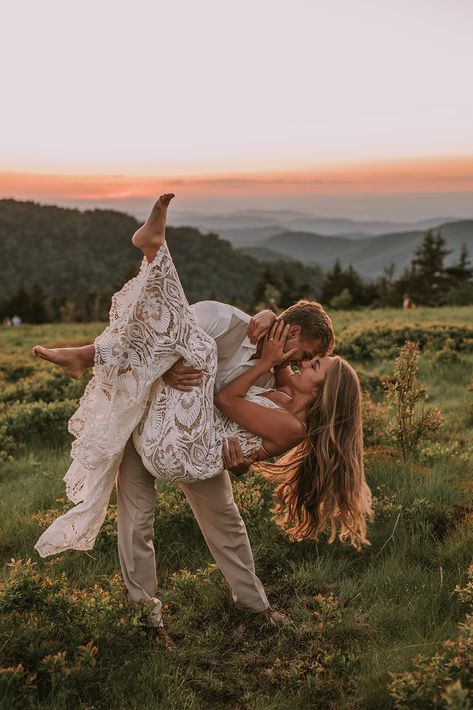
[278,299,335,355]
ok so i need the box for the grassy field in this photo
[1,308,472,709]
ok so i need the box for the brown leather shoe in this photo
[263,607,291,626]
[150,624,174,648]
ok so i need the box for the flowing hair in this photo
[254,356,373,550]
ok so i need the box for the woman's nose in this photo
[300,359,312,369]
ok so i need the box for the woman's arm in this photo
[214,322,305,452]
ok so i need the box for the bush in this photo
[0,368,87,404]
[445,283,473,306]
[0,423,15,463]
[0,400,78,450]
[330,288,353,310]
[0,356,35,382]
[388,564,473,708]
[361,391,389,448]
[0,559,153,706]
[385,342,443,463]
[337,324,473,361]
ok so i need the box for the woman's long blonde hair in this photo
[255,356,373,550]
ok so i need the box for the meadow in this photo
[1,307,472,709]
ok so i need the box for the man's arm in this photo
[190,300,244,340]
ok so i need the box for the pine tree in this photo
[321,260,376,307]
[444,244,473,305]
[320,259,345,303]
[446,243,473,285]
[405,230,451,306]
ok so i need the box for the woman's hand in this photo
[247,309,277,345]
[260,321,297,368]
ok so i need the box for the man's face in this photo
[283,326,325,366]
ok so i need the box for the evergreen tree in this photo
[444,244,473,305]
[320,259,345,303]
[28,285,48,323]
[446,243,473,284]
[372,264,400,308]
[404,230,451,305]
[321,260,376,308]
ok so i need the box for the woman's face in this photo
[290,356,335,397]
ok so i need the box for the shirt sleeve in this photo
[190,301,250,341]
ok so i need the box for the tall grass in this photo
[1,311,472,708]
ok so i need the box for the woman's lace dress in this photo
[35,244,280,557]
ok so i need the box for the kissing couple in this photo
[33,193,372,637]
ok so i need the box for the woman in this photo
[34,194,372,558]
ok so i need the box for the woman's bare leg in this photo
[32,193,176,378]
[32,344,95,379]
[131,193,175,263]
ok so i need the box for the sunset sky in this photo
[1,0,472,220]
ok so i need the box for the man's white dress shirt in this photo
[190,301,276,393]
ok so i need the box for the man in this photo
[117,298,335,637]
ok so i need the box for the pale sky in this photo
[1,0,472,175]
[1,0,473,221]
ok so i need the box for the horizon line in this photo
[1,155,473,202]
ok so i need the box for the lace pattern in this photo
[34,244,279,557]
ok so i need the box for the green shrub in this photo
[0,368,87,404]
[388,564,473,708]
[337,324,473,361]
[0,423,15,463]
[385,342,444,462]
[445,283,473,306]
[330,288,354,310]
[0,359,35,382]
[0,559,153,706]
[0,400,78,450]
[361,390,389,447]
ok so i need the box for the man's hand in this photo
[162,358,203,392]
[247,309,277,345]
[222,437,259,477]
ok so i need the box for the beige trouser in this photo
[116,438,269,625]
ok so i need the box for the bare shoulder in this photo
[256,390,291,408]
[261,410,306,457]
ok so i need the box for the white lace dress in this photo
[35,244,279,558]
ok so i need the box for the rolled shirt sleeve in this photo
[190,301,250,341]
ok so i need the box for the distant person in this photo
[11,314,22,327]
[2,316,12,327]
[32,193,372,640]
[402,293,412,310]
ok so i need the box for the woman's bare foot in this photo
[132,193,175,262]
[32,345,91,379]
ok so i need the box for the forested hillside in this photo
[262,220,473,277]
[0,199,324,320]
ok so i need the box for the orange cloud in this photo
[1,155,473,202]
